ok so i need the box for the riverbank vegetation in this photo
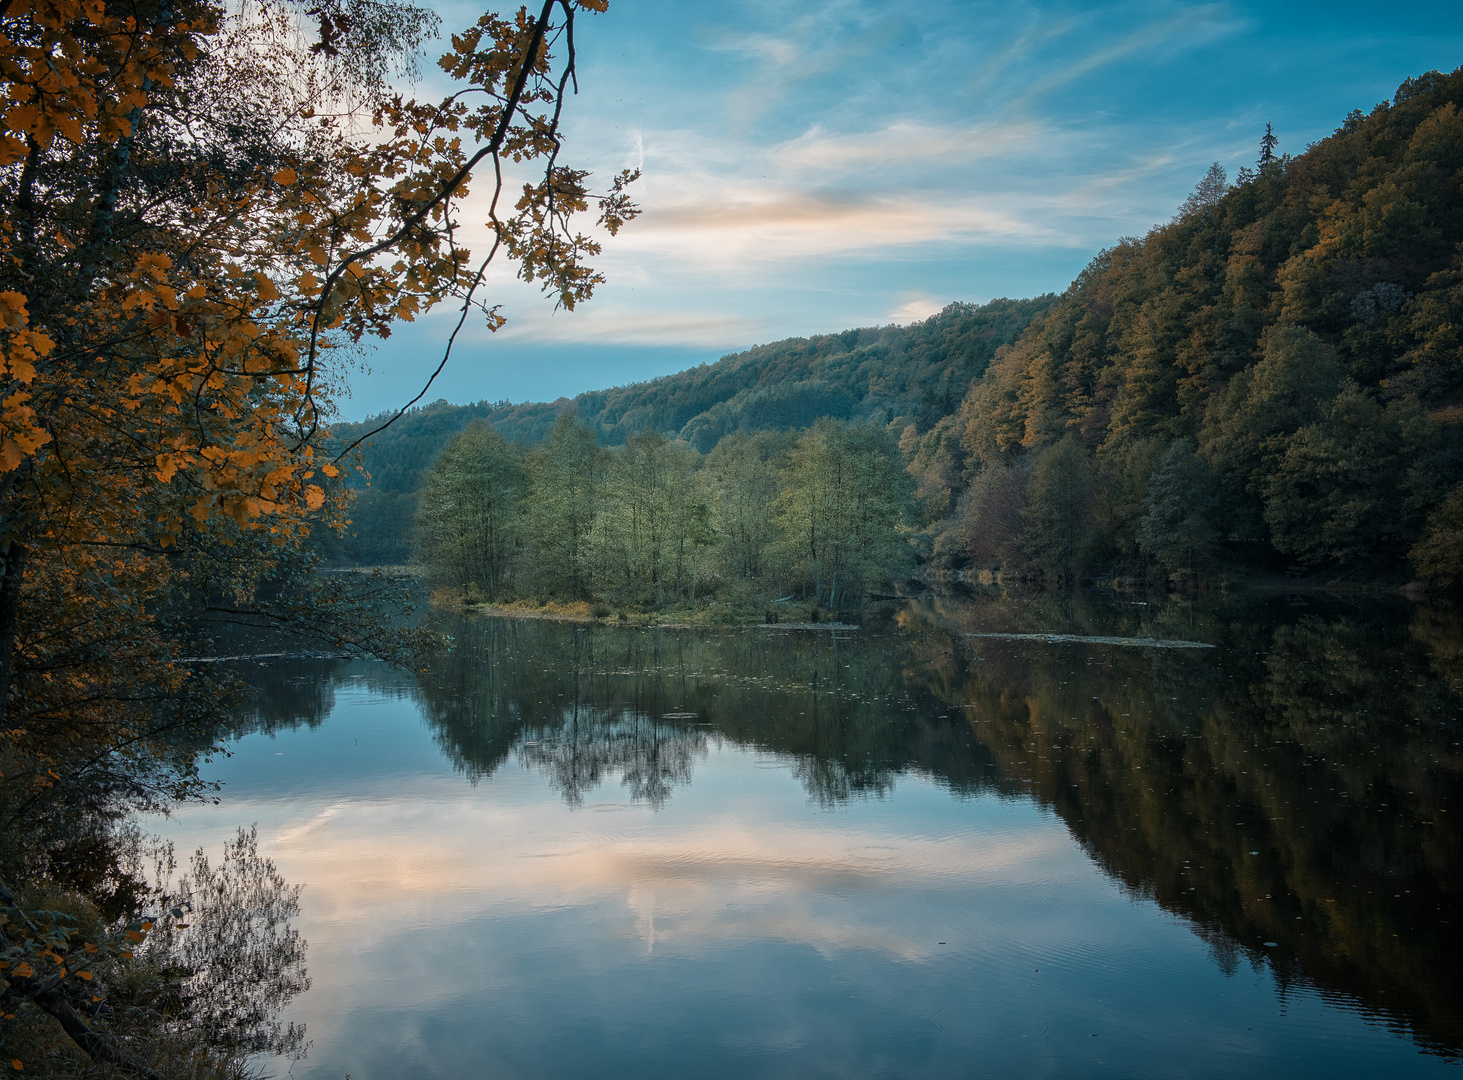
[417,415,914,618]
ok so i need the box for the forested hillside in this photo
[322,296,1051,563]
[328,65,1463,588]
[913,67,1463,585]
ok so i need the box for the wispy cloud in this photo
[337,0,1461,412]
[1009,4,1243,106]
[773,118,1052,171]
[493,305,762,347]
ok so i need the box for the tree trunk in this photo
[0,540,26,727]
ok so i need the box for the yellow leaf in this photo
[304,484,325,510]
[274,166,297,186]
[75,970,92,981]
[321,462,339,478]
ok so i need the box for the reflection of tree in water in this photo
[225,656,419,737]
[232,591,1463,1058]
[230,658,342,735]
[898,593,1463,1058]
[411,615,1000,809]
[517,705,706,809]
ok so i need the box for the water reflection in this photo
[231,591,1463,1060]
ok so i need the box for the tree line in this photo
[318,297,1051,566]
[416,415,914,612]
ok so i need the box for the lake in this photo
[156,589,1463,1079]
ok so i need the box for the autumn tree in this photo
[0,0,636,1069]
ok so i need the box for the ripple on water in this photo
[933,1006,1051,1044]
[844,844,901,861]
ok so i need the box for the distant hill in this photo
[318,297,1054,564]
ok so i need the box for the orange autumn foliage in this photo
[0,0,638,811]
[0,0,634,1069]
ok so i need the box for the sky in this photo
[338,0,1463,420]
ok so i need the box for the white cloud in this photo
[888,296,945,323]
[773,118,1052,171]
[494,305,762,347]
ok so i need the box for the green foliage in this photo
[588,430,711,607]
[1410,482,1463,586]
[414,418,913,610]
[1262,382,1425,565]
[1020,436,1096,581]
[522,415,609,600]
[1139,439,1220,577]
[320,298,1052,564]
[770,420,912,609]
[704,431,791,594]
[416,421,525,597]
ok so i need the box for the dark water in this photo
[158,590,1463,1078]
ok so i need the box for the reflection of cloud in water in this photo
[183,594,1463,1069]
[241,760,1074,971]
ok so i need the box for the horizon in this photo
[340,0,1463,422]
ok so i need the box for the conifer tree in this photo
[1259,122,1279,166]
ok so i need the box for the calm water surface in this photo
[157,591,1463,1078]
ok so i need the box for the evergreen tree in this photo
[1258,122,1279,166]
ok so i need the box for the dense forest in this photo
[915,70,1463,587]
[330,67,1463,590]
[321,297,1051,564]
[417,416,912,613]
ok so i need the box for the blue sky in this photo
[339,0,1463,420]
